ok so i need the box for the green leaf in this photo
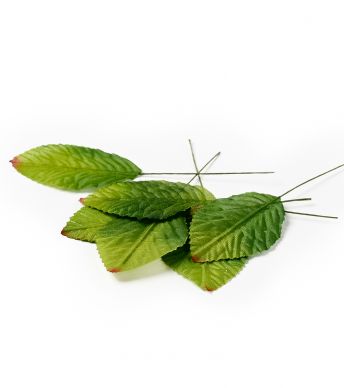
[83,180,215,219]
[96,216,188,272]
[61,207,114,243]
[11,144,141,191]
[163,245,247,291]
[190,192,285,261]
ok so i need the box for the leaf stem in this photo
[282,197,312,203]
[141,171,274,175]
[187,152,221,184]
[188,139,203,187]
[285,211,338,219]
[280,163,344,198]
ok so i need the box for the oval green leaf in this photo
[83,180,215,219]
[163,245,247,291]
[190,192,285,261]
[96,216,188,272]
[11,144,141,191]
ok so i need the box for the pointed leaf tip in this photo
[205,286,215,292]
[108,268,121,273]
[61,207,115,243]
[10,156,20,168]
[79,198,85,204]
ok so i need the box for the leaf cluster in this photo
[11,144,341,291]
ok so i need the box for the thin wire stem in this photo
[280,163,344,198]
[142,171,274,175]
[282,198,312,203]
[188,139,203,187]
[285,211,338,219]
[187,152,221,184]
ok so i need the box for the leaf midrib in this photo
[112,222,159,267]
[21,163,138,174]
[67,222,110,231]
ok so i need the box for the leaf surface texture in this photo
[84,180,215,219]
[190,192,285,261]
[163,245,247,291]
[96,216,188,271]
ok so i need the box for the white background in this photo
[1,1,344,387]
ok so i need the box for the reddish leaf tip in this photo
[191,256,202,263]
[61,229,68,237]
[108,267,121,273]
[205,286,215,292]
[10,156,21,168]
[79,198,85,204]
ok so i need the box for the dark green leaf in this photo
[190,192,285,261]
[83,180,215,219]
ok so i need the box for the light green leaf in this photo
[83,180,215,219]
[61,207,114,243]
[96,216,188,272]
[11,144,141,191]
[190,192,285,261]
[163,245,247,291]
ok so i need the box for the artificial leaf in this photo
[190,192,285,261]
[163,245,247,291]
[11,144,141,191]
[61,207,114,243]
[83,180,215,219]
[96,216,188,272]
